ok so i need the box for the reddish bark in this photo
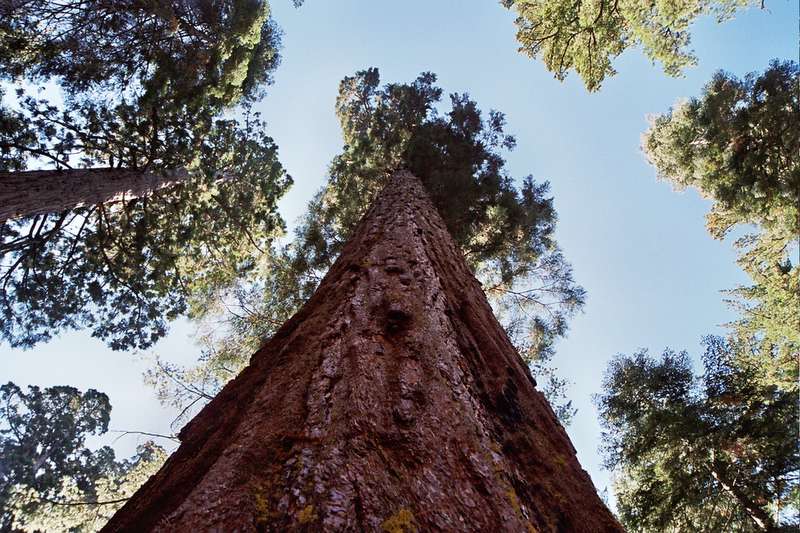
[104,171,622,532]
[0,167,190,223]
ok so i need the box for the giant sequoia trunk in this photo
[0,167,190,223]
[104,172,621,532]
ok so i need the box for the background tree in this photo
[0,1,292,351]
[0,0,280,108]
[1,103,290,350]
[0,0,283,220]
[502,0,758,91]
[148,69,585,426]
[596,337,798,532]
[596,59,799,531]
[0,382,168,532]
[643,60,799,387]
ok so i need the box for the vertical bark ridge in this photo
[103,171,622,532]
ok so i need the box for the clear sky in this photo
[2,0,797,511]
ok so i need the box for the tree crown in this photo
[504,0,757,91]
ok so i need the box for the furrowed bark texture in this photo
[0,167,189,223]
[104,172,622,532]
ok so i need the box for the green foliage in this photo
[308,70,528,272]
[0,0,291,351]
[0,0,281,108]
[150,69,584,426]
[600,60,799,531]
[0,103,291,350]
[503,0,756,91]
[643,60,799,376]
[0,88,29,171]
[0,382,167,531]
[597,337,799,531]
[644,60,798,240]
[9,442,166,532]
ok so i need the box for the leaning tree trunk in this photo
[0,167,190,223]
[710,461,774,531]
[104,171,622,532]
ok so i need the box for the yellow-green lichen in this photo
[506,487,522,516]
[292,454,305,475]
[506,484,539,532]
[252,479,286,526]
[253,488,273,526]
[298,504,317,524]
[381,508,417,533]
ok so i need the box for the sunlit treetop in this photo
[643,60,799,362]
[644,60,799,240]
[296,69,586,359]
[503,0,757,91]
[302,68,559,284]
[0,0,280,108]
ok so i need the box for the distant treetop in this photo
[503,0,758,91]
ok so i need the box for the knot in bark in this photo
[385,303,412,335]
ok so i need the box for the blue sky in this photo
[2,0,797,510]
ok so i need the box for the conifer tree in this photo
[643,60,799,383]
[0,382,168,531]
[0,1,291,350]
[597,338,798,531]
[148,69,584,426]
[0,104,290,350]
[106,172,620,532]
[599,60,799,531]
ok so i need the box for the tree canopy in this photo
[644,60,798,242]
[597,337,798,531]
[502,0,757,91]
[1,102,290,350]
[643,60,799,377]
[0,382,167,531]
[0,0,280,108]
[0,0,292,351]
[148,69,585,426]
[596,59,799,531]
